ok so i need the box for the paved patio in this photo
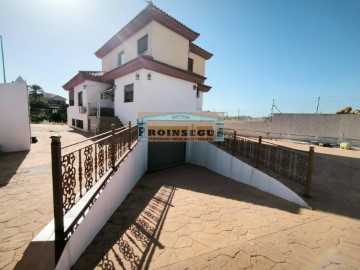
[73,155,360,269]
[0,124,90,270]
[1,124,359,269]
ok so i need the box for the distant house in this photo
[63,3,213,133]
[43,93,67,113]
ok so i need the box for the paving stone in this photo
[233,250,251,268]
[186,223,204,232]
[153,248,178,268]
[174,236,193,248]
[159,232,178,248]
[174,246,195,261]
[251,255,276,269]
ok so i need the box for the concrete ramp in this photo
[186,142,310,208]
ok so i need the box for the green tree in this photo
[29,98,49,109]
[28,84,44,100]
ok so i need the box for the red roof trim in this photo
[189,43,213,60]
[95,4,199,58]
[102,56,207,84]
[64,57,212,92]
[197,84,212,93]
[63,71,105,91]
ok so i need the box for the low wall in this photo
[0,82,31,152]
[32,141,147,269]
[186,142,310,208]
[55,141,147,270]
[226,113,360,146]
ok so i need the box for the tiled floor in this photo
[74,163,360,269]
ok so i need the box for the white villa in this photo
[63,2,213,133]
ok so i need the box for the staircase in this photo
[89,116,123,134]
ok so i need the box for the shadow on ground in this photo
[310,152,360,220]
[73,164,303,270]
[0,151,29,187]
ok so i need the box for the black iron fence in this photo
[50,122,138,261]
[220,131,314,197]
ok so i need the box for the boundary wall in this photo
[225,114,360,146]
[0,82,31,152]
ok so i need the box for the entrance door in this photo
[147,142,186,171]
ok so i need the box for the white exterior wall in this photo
[114,69,200,124]
[151,21,188,70]
[186,142,310,208]
[189,52,205,76]
[102,21,190,72]
[196,91,203,111]
[102,23,153,72]
[86,81,113,108]
[67,81,112,131]
[0,82,31,152]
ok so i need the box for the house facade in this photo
[63,3,212,133]
[43,93,67,113]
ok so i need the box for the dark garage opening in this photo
[147,142,186,172]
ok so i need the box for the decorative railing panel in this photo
[51,122,138,254]
[219,131,314,197]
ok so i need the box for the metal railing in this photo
[50,122,138,261]
[88,102,100,117]
[219,131,314,197]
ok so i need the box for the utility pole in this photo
[316,96,320,114]
[0,35,6,83]
[238,108,240,120]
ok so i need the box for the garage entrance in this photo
[147,142,186,171]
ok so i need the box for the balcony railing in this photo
[88,102,100,117]
[218,131,314,197]
[50,122,138,260]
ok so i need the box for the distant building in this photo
[63,3,213,133]
[43,93,67,113]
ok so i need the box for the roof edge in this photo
[102,56,207,85]
[190,43,213,60]
[95,4,199,58]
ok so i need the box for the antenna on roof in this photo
[143,0,153,6]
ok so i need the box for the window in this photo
[137,35,148,55]
[124,84,134,103]
[69,91,74,106]
[72,118,75,126]
[118,51,125,66]
[196,89,200,98]
[76,119,83,129]
[188,58,194,72]
[78,91,83,106]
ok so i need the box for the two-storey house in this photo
[63,3,212,133]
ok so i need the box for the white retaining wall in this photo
[0,82,31,152]
[186,142,310,208]
[54,141,147,270]
[226,113,360,146]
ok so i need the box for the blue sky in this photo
[1,0,359,117]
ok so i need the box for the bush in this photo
[31,113,49,123]
[30,99,49,109]
[49,112,66,122]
